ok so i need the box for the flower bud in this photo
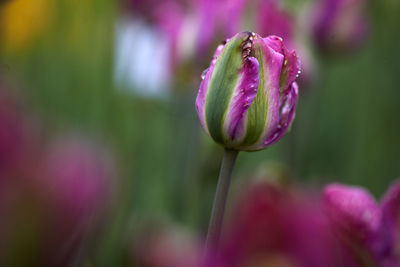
[196,32,300,151]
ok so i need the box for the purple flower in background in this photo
[44,136,112,221]
[256,0,294,46]
[381,180,400,263]
[123,0,161,21]
[323,184,397,266]
[0,135,114,266]
[39,136,114,266]
[216,0,250,37]
[0,83,36,176]
[196,32,300,151]
[152,1,186,71]
[256,0,315,87]
[215,182,341,267]
[152,0,220,70]
[311,0,369,52]
[125,180,400,267]
[151,0,253,71]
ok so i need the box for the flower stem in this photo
[205,148,239,253]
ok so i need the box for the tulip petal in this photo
[264,82,298,146]
[223,57,259,144]
[323,184,388,265]
[195,43,225,135]
[204,32,254,145]
[263,36,300,99]
[323,184,381,238]
[279,51,300,97]
[238,35,284,150]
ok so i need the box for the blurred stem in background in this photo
[169,89,202,227]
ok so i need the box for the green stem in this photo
[205,148,239,253]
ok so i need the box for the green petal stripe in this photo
[239,43,269,147]
[205,34,247,145]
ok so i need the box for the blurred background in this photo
[0,0,400,266]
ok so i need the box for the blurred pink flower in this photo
[323,183,397,266]
[311,0,369,52]
[256,0,294,46]
[0,133,115,266]
[215,182,341,267]
[381,180,400,264]
[40,135,114,265]
[256,0,315,87]
[152,0,252,72]
[0,83,36,176]
[127,180,400,267]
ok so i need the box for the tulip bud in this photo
[196,32,300,151]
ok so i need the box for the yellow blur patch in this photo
[1,0,53,51]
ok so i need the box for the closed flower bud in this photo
[196,32,300,151]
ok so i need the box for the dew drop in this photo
[201,68,209,80]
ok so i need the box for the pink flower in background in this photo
[256,0,294,46]
[126,180,400,267]
[323,183,398,266]
[152,0,219,70]
[216,182,341,267]
[39,135,114,262]
[311,0,368,52]
[0,101,115,267]
[35,135,114,266]
[152,0,252,70]
[216,0,250,38]
[152,1,186,71]
[0,83,37,176]
[44,136,113,222]
[381,180,400,263]
[123,0,160,21]
[256,0,315,87]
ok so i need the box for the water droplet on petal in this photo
[201,68,209,80]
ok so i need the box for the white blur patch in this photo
[114,18,171,98]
